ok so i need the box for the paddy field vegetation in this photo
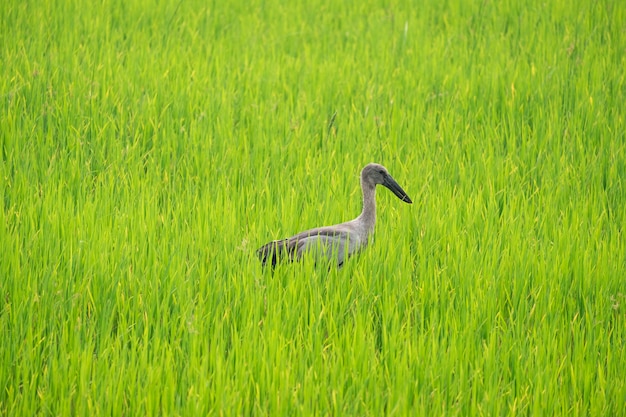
[1,0,625,415]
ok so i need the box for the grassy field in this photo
[1,0,625,415]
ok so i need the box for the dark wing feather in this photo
[257,239,293,268]
[257,228,349,268]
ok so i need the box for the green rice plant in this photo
[1,0,624,415]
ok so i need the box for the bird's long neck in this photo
[358,181,376,233]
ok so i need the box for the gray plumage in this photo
[257,163,412,268]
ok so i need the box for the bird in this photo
[257,163,412,268]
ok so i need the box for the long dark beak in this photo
[383,175,412,204]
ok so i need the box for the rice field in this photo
[1,0,625,415]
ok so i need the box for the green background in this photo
[1,0,625,415]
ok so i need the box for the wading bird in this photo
[257,163,412,268]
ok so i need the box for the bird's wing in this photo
[257,226,358,267]
[292,229,352,264]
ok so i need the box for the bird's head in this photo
[361,163,412,204]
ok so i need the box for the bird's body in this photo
[257,220,366,268]
[257,163,412,268]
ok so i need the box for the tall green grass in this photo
[1,0,625,415]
